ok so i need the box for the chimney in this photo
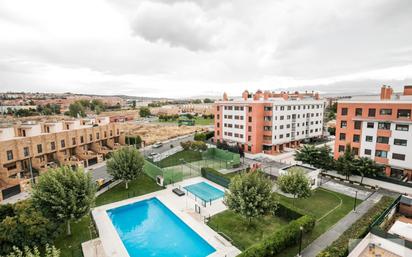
[242,90,249,100]
[223,92,228,101]
[263,90,270,100]
[403,85,412,96]
[380,85,393,100]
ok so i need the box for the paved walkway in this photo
[325,170,412,195]
[301,192,382,257]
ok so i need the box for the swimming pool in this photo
[107,198,215,257]
[184,182,225,203]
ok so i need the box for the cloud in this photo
[131,1,222,51]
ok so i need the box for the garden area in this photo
[55,174,163,257]
[207,187,360,256]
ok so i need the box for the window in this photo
[37,144,43,154]
[353,134,360,142]
[354,121,362,130]
[352,147,359,155]
[380,109,392,115]
[23,147,29,157]
[368,108,376,117]
[340,121,347,128]
[248,117,252,122]
[378,122,391,130]
[341,108,348,115]
[394,139,407,146]
[72,137,76,145]
[364,149,372,155]
[339,133,346,140]
[51,142,56,150]
[355,108,362,116]
[377,136,389,144]
[264,106,272,111]
[264,116,272,121]
[61,139,65,148]
[397,109,411,119]
[280,116,284,120]
[96,133,100,140]
[248,126,252,132]
[367,122,374,128]
[392,153,405,160]
[365,136,373,142]
[248,107,252,112]
[80,136,84,143]
[6,150,13,160]
[396,124,409,131]
[375,150,388,158]
[89,134,93,141]
[338,145,345,152]
[264,126,272,131]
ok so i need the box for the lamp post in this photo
[298,226,303,257]
[353,190,358,212]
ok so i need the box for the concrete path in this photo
[301,192,382,257]
[325,170,412,195]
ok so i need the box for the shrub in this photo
[317,196,395,257]
[238,215,316,257]
[275,202,304,221]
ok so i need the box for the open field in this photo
[159,116,214,126]
[54,175,163,257]
[123,123,207,145]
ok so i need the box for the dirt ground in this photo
[122,123,207,145]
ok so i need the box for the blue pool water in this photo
[107,198,215,257]
[184,182,225,202]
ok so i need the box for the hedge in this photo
[317,196,395,257]
[201,167,231,188]
[238,215,316,257]
[275,202,304,221]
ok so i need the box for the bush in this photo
[238,215,316,257]
[317,196,395,257]
[180,140,207,151]
[275,203,304,221]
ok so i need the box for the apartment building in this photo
[0,117,125,201]
[214,90,324,155]
[334,85,412,180]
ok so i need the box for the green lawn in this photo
[156,150,203,168]
[275,188,362,257]
[54,174,163,257]
[207,188,361,256]
[208,210,289,250]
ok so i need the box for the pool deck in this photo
[90,177,241,257]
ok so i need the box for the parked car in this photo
[152,142,163,148]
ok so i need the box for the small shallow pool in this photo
[184,182,225,203]
[107,197,215,257]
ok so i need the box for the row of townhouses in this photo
[0,117,125,201]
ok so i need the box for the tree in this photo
[224,172,278,225]
[295,145,319,166]
[353,157,382,184]
[6,245,60,257]
[203,98,214,103]
[317,145,334,170]
[31,167,96,236]
[194,132,206,141]
[68,102,85,117]
[336,144,355,180]
[0,201,60,255]
[107,147,145,189]
[277,168,312,205]
[139,107,151,117]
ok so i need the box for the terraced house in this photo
[0,117,125,201]
[335,85,412,181]
[214,90,324,155]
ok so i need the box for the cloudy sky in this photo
[0,0,412,98]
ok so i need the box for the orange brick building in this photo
[334,85,412,180]
[0,117,125,201]
[214,90,324,155]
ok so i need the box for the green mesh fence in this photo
[144,160,163,180]
[202,148,241,168]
